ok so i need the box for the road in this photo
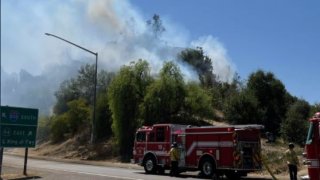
[1,155,273,180]
[1,155,206,180]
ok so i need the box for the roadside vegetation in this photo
[36,15,320,175]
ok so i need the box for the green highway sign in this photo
[0,106,39,148]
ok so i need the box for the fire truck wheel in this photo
[143,156,157,174]
[200,158,215,178]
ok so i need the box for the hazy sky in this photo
[1,0,319,107]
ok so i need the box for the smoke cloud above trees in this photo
[1,0,235,114]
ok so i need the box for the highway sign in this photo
[0,106,38,147]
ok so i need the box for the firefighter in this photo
[169,142,180,176]
[285,143,299,180]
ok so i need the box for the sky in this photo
[1,0,319,113]
[133,0,320,104]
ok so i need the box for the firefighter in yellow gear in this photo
[285,143,299,180]
[169,142,180,176]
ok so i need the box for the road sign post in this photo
[23,148,28,175]
[0,148,3,177]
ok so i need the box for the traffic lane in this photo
[3,158,144,180]
[3,155,203,180]
[2,165,205,180]
[1,164,141,180]
[3,155,273,180]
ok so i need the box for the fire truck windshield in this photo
[306,122,315,145]
[136,132,146,142]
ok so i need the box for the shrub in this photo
[50,115,69,143]
[281,100,310,145]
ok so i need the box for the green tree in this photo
[247,70,288,135]
[142,61,186,124]
[65,99,91,135]
[53,64,113,115]
[179,47,217,88]
[223,90,261,124]
[53,65,114,142]
[184,83,213,120]
[76,64,96,103]
[108,60,152,161]
[50,99,90,142]
[50,114,69,142]
[281,100,310,145]
[211,74,242,110]
[96,92,112,140]
[54,79,79,115]
[95,70,114,140]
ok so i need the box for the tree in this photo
[147,14,166,38]
[64,99,91,136]
[37,115,53,143]
[223,90,261,125]
[53,79,80,115]
[142,61,186,124]
[310,103,320,116]
[247,70,288,135]
[95,70,114,140]
[179,47,217,88]
[50,98,91,143]
[76,64,96,103]
[108,60,152,161]
[211,74,242,110]
[50,114,69,143]
[281,100,310,145]
[184,83,214,120]
[96,92,112,140]
[53,64,113,115]
[53,64,114,142]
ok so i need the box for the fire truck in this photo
[132,124,263,178]
[303,112,320,180]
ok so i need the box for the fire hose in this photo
[261,154,278,180]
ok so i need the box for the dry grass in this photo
[259,139,307,177]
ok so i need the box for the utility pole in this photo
[45,33,98,143]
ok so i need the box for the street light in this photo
[45,33,98,144]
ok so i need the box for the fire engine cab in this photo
[304,112,320,180]
[132,124,263,178]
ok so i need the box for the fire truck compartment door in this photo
[179,147,186,167]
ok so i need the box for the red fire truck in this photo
[303,112,320,180]
[132,124,263,178]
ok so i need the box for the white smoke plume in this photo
[1,0,235,114]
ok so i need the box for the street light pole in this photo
[45,33,98,144]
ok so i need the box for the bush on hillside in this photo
[50,115,69,143]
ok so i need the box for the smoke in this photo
[1,0,235,114]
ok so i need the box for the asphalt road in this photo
[1,155,207,180]
[1,155,274,180]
